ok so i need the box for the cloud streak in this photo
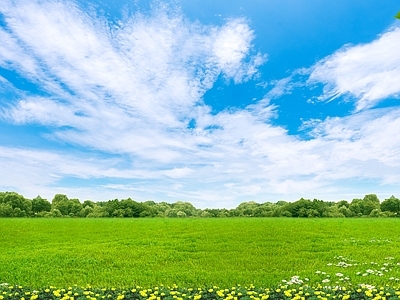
[308,26,400,111]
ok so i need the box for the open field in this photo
[1,218,400,289]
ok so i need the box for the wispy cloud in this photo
[308,26,400,111]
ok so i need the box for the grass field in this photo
[1,218,400,289]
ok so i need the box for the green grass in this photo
[1,218,400,289]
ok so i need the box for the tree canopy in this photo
[1,191,400,218]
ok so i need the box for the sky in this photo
[0,0,400,208]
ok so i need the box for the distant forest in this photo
[0,192,400,218]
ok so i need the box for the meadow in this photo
[1,218,400,292]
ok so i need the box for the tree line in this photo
[1,191,400,218]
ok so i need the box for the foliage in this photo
[1,191,400,218]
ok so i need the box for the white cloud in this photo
[212,18,266,83]
[162,167,194,179]
[1,0,400,207]
[309,27,400,111]
[0,0,264,141]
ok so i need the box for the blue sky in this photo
[0,0,399,208]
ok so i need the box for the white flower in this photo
[322,279,330,283]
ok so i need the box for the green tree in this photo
[67,198,83,216]
[172,201,198,217]
[13,207,26,217]
[312,199,331,216]
[52,200,69,215]
[286,198,315,217]
[32,196,51,214]
[395,11,400,19]
[0,203,14,217]
[349,198,363,216]
[235,201,260,217]
[79,205,94,217]
[323,206,345,218]
[49,209,63,218]
[369,208,387,218]
[52,194,69,205]
[0,192,31,216]
[103,199,120,217]
[87,205,108,218]
[381,195,400,214]
[362,194,380,215]
[83,200,95,208]
[338,205,353,217]
[164,208,177,218]
[152,202,172,217]
[337,200,350,208]
[118,198,150,217]
[51,194,69,215]
[176,211,187,218]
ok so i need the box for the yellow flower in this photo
[53,291,61,297]
[140,291,147,297]
[284,290,292,297]
[366,291,373,297]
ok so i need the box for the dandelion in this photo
[322,279,330,283]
